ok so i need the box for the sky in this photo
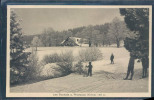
[12,8,124,35]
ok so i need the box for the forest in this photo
[23,17,129,48]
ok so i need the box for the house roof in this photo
[61,36,88,46]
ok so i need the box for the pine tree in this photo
[10,10,30,84]
[120,8,149,78]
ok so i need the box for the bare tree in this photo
[31,36,42,51]
[109,17,127,48]
[40,28,55,47]
[91,30,100,47]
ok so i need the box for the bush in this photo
[78,47,103,62]
[57,51,74,75]
[42,51,74,77]
[42,53,61,64]
[40,63,63,79]
[72,61,83,74]
[10,67,24,84]
[26,49,39,80]
[72,61,89,76]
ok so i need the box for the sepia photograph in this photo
[6,5,152,97]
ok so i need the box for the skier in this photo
[110,53,114,64]
[87,62,93,77]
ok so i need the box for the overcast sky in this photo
[12,8,124,35]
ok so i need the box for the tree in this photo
[68,26,85,35]
[75,25,99,47]
[40,28,55,47]
[10,10,30,84]
[40,28,73,47]
[31,36,42,51]
[120,8,149,78]
[108,17,127,48]
[91,30,100,47]
[98,23,110,46]
[27,49,39,80]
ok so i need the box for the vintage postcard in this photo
[6,5,152,97]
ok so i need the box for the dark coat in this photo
[110,54,114,60]
[88,65,93,70]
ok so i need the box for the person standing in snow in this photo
[87,62,93,77]
[110,53,114,64]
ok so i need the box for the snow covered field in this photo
[26,46,140,74]
[11,47,149,93]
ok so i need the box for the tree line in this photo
[24,17,130,48]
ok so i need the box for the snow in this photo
[11,47,149,93]
[26,46,141,73]
[25,46,143,74]
[40,63,62,78]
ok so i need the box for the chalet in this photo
[61,37,88,46]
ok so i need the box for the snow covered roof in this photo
[61,36,88,46]
[69,37,82,45]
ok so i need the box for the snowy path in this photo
[10,69,148,93]
[11,58,148,93]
